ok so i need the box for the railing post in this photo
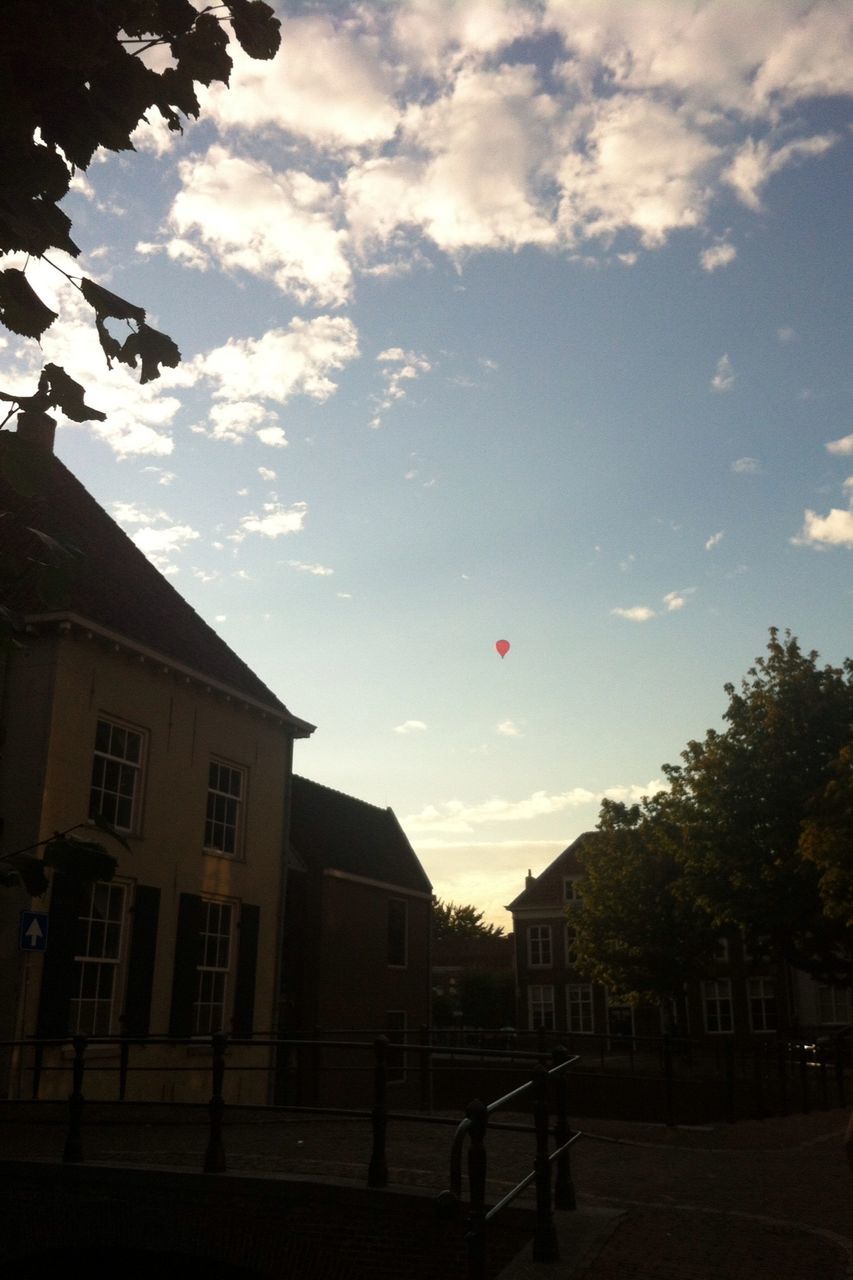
[532,1065,559,1263]
[312,1025,322,1106]
[835,1033,847,1109]
[663,1031,675,1127]
[419,1024,432,1112]
[752,1046,764,1119]
[725,1039,736,1123]
[799,1043,810,1114]
[31,1040,43,1100]
[552,1046,576,1211]
[204,1032,227,1173]
[63,1035,87,1164]
[465,1099,488,1280]
[776,1041,788,1115]
[368,1034,388,1187]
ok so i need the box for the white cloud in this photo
[723,133,837,211]
[711,353,734,392]
[394,720,427,734]
[404,779,665,834]
[611,605,655,621]
[794,508,853,549]
[826,434,853,456]
[496,720,522,737]
[113,501,169,526]
[700,241,736,272]
[196,317,360,408]
[130,523,200,575]
[258,428,289,448]
[258,467,277,481]
[732,457,760,473]
[370,346,433,428]
[705,530,725,550]
[204,401,284,445]
[239,501,308,539]
[165,147,353,306]
[777,326,798,343]
[288,560,334,576]
[663,589,693,611]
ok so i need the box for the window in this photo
[529,985,555,1030]
[713,936,730,963]
[204,760,245,856]
[528,925,552,968]
[567,983,594,1033]
[194,900,233,1034]
[388,899,407,967]
[703,979,733,1033]
[89,718,144,832]
[564,877,584,904]
[747,977,777,1032]
[386,1011,407,1083]
[818,986,853,1025]
[70,882,126,1034]
[565,925,579,968]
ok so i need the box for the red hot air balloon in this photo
[495,639,510,659]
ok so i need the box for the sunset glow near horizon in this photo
[2,2,851,926]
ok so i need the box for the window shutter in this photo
[231,903,260,1038]
[168,893,203,1036]
[122,885,161,1036]
[36,872,85,1038]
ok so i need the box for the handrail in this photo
[485,1130,582,1221]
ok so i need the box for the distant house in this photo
[507,834,844,1046]
[282,775,432,1044]
[0,420,314,1101]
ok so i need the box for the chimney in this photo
[525,867,535,890]
[16,409,56,453]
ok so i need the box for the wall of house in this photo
[1,627,296,1102]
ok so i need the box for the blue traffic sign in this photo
[19,911,48,952]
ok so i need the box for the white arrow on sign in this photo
[24,918,44,947]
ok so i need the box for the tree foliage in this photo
[432,897,505,942]
[571,804,716,1012]
[0,0,281,434]
[800,744,853,924]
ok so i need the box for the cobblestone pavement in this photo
[2,1103,852,1278]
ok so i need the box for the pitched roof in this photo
[0,430,313,727]
[290,774,432,894]
[505,832,596,910]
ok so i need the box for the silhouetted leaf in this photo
[38,363,106,423]
[120,323,181,383]
[14,856,50,896]
[227,0,282,60]
[171,13,231,86]
[80,278,146,324]
[44,834,117,884]
[0,269,58,338]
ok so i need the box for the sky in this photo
[2,1,852,928]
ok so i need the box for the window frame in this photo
[203,758,246,859]
[529,984,555,1031]
[563,877,584,905]
[566,983,594,1034]
[703,978,734,1034]
[527,924,553,968]
[747,976,777,1033]
[817,985,853,1026]
[193,898,234,1035]
[89,716,146,835]
[70,880,127,1035]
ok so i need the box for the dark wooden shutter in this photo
[122,885,160,1036]
[36,873,86,1037]
[168,893,203,1036]
[231,903,260,1038]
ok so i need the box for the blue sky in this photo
[3,1,852,924]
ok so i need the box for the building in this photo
[282,774,432,1041]
[0,421,314,1101]
[507,834,849,1047]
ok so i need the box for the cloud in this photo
[496,720,522,737]
[205,401,285,445]
[663,589,693,611]
[129,523,200,575]
[288,560,334,576]
[258,467,277,481]
[611,605,655,621]
[777,326,798,343]
[711,353,734,392]
[404,779,665,834]
[705,530,725,550]
[239,501,308,539]
[826,434,853,456]
[723,133,837,211]
[394,720,427,734]
[794,508,853,549]
[700,241,736,272]
[165,146,352,306]
[732,457,760,473]
[370,347,433,428]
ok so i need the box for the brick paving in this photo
[2,1102,852,1278]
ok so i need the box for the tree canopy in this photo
[432,897,506,942]
[0,1,281,436]
[576,629,853,998]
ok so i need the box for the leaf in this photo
[80,278,147,324]
[226,0,282,60]
[38,363,106,423]
[171,12,232,87]
[14,856,50,897]
[0,269,58,339]
[0,193,79,258]
[43,834,117,884]
[119,323,181,383]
